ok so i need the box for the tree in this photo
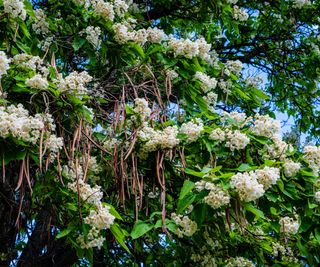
[0,0,320,266]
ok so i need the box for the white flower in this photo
[222,111,251,127]
[82,26,101,48]
[113,0,129,17]
[168,37,211,61]
[93,0,115,21]
[133,98,151,121]
[279,216,300,235]
[209,128,226,142]
[25,74,49,90]
[44,135,63,154]
[224,60,243,76]
[292,0,311,8]
[0,104,56,144]
[56,71,92,98]
[225,257,255,267]
[303,145,320,176]
[233,5,249,22]
[84,204,115,230]
[140,125,180,153]
[204,92,218,108]
[180,119,203,143]
[0,51,10,80]
[283,160,301,177]
[230,172,265,202]
[3,0,26,20]
[32,9,50,35]
[171,213,197,238]
[251,114,281,138]
[166,69,179,80]
[146,27,165,43]
[194,72,217,93]
[315,191,320,203]
[245,76,263,88]
[225,130,249,151]
[202,183,230,209]
[255,166,280,190]
[264,135,293,160]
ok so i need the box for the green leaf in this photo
[179,180,195,200]
[56,228,72,239]
[130,220,153,239]
[72,37,86,51]
[244,203,265,219]
[177,193,196,214]
[237,163,252,172]
[104,203,123,220]
[110,223,131,254]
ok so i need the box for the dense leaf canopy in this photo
[1,0,320,266]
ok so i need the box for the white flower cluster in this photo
[25,74,49,90]
[77,228,105,250]
[264,135,293,160]
[209,128,249,151]
[68,179,103,205]
[195,181,230,209]
[251,114,281,138]
[38,36,54,52]
[225,257,255,267]
[283,160,301,177]
[292,0,311,8]
[225,130,249,151]
[191,250,217,267]
[222,111,249,127]
[166,69,179,80]
[233,5,249,21]
[279,216,300,235]
[93,0,115,20]
[12,54,49,76]
[3,0,26,20]
[191,239,219,267]
[0,104,44,143]
[224,60,243,76]
[204,92,218,109]
[209,128,226,142]
[113,24,165,45]
[227,0,238,3]
[44,135,64,155]
[139,123,180,153]
[218,79,233,93]
[272,242,300,264]
[171,213,197,238]
[73,0,129,20]
[303,145,320,176]
[255,166,280,190]
[180,119,203,143]
[65,162,115,249]
[315,191,320,203]
[0,51,10,80]
[84,205,115,229]
[168,37,211,60]
[56,71,92,98]
[231,166,280,201]
[77,204,115,249]
[230,171,265,202]
[133,98,151,121]
[32,9,50,35]
[82,26,102,48]
[245,76,263,88]
[194,72,217,93]
[104,137,120,152]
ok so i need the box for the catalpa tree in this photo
[0,0,320,266]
